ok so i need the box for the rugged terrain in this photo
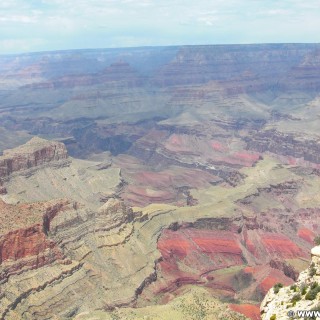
[1,44,320,319]
[260,246,320,319]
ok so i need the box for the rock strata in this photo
[0,137,68,180]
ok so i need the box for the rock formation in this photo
[260,246,320,319]
[0,137,69,180]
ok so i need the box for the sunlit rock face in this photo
[1,44,320,319]
[260,246,320,320]
[0,137,68,179]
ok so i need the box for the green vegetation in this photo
[79,287,248,320]
[232,269,254,291]
[291,293,301,304]
[179,294,208,320]
[305,282,320,300]
[270,314,276,320]
[300,283,308,295]
[314,236,320,246]
[290,284,298,292]
[273,283,283,294]
[110,313,121,320]
[309,262,317,277]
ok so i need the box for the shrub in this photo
[314,236,320,246]
[290,284,298,292]
[309,268,317,276]
[270,315,276,320]
[305,282,320,300]
[291,293,301,304]
[309,262,317,277]
[311,281,319,290]
[306,290,317,300]
[300,283,308,295]
[273,283,283,294]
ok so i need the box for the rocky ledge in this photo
[260,246,320,319]
[0,137,69,180]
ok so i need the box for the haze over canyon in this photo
[0,43,320,319]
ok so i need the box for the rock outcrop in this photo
[260,246,320,319]
[0,137,68,180]
[245,130,320,164]
[0,225,61,264]
[0,138,121,208]
[0,197,136,320]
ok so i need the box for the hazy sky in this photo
[0,0,319,54]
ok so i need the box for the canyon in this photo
[1,44,320,319]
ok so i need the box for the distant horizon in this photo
[1,41,320,56]
[1,0,320,54]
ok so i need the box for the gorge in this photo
[1,44,320,319]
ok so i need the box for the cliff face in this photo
[245,130,320,164]
[0,195,136,319]
[260,246,320,320]
[0,225,59,264]
[0,138,121,207]
[152,44,317,88]
[24,61,145,89]
[0,224,64,287]
[0,137,68,180]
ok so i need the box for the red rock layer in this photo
[156,228,245,295]
[261,233,303,259]
[243,229,308,262]
[116,154,221,206]
[153,224,307,303]
[162,133,261,168]
[229,304,261,320]
[0,225,62,264]
[158,229,243,263]
[258,271,292,296]
[298,227,315,243]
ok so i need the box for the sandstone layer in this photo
[0,137,68,180]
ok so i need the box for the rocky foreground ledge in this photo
[260,246,320,319]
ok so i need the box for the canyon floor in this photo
[0,44,320,319]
